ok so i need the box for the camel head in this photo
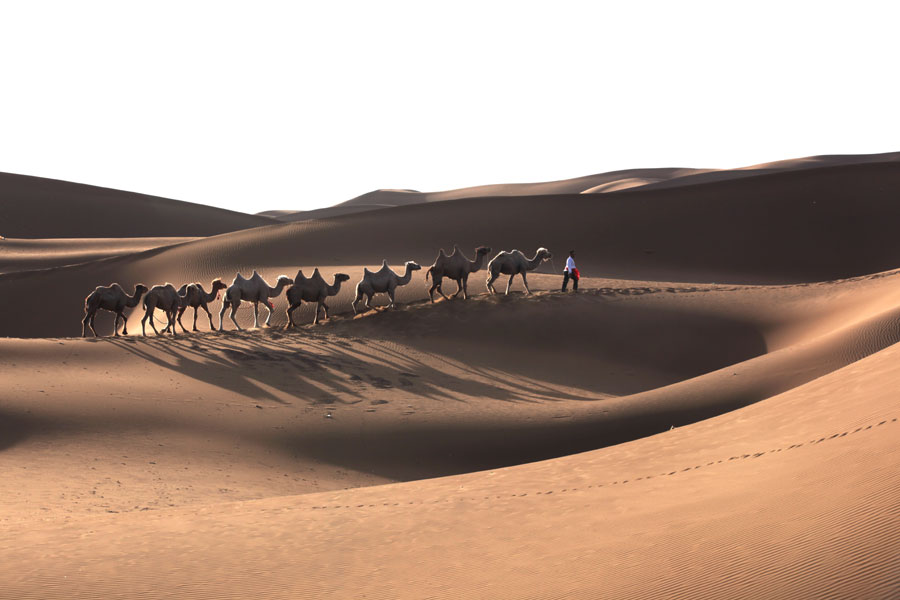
[475,246,492,256]
[334,273,351,283]
[537,247,552,261]
[405,261,422,272]
[135,284,149,296]
[211,278,227,299]
[275,275,294,287]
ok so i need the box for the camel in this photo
[219,271,294,331]
[285,269,351,327]
[486,247,552,295]
[141,283,188,336]
[425,245,492,302]
[82,283,148,337]
[176,278,227,332]
[352,260,421,313]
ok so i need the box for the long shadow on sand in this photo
[102,327,592,409]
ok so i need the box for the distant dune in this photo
[2,151,899,599]
[261,151,900,223]
[0,172,275,238]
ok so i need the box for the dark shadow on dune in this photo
[102,327,591,409]
[262,391,767,481]
[323,290,770,395]
[0,408,39,451]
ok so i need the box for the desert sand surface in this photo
[1,153,899,598]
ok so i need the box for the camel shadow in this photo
[103,325,575,410]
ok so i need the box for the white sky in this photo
[1,1,898,214]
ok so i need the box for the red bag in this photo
[572,268,580,281]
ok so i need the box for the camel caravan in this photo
[80,246,553,337]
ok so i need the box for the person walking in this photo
[562,250,578,291]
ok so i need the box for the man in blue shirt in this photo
[562,250,578,292]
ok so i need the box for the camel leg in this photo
[437,280,450,301]
[452,278,463,298]
[286,302,298,328]
[352,292,362,314]
[521,272,532,295]
[428,280,438,303]
[203,304,215,330]
[177,307,188,333]
[219,301,229,331]
[321,301,330,322]
[89,312,100,337]
[112,311,122,337]
[263,301,275,326]
[120,311,129,336]
[167,310,178,336]
[252,302,260,328]
[229,300,242,331]
[192,307,199,332]
[141,308,152,336]
[430,277,450,302]
[505,274,515,295]
[150,308,160,335]
[387,287,397,309]
[312,301,323,325]
[462,276,469,300]
[486,272,498,295]
[83,310,97,337]
[365,293,373,311]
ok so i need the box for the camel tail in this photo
[425,267,433,281]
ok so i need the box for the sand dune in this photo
[0,172,275,238]
[2,152,899,598]
[263,151,900,222]
[0,237,195,273]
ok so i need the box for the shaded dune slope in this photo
[0,172,275,238]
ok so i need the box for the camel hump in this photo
[452,244,462,255]
[438,248,448,258]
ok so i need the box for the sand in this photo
[1,152,898,598]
